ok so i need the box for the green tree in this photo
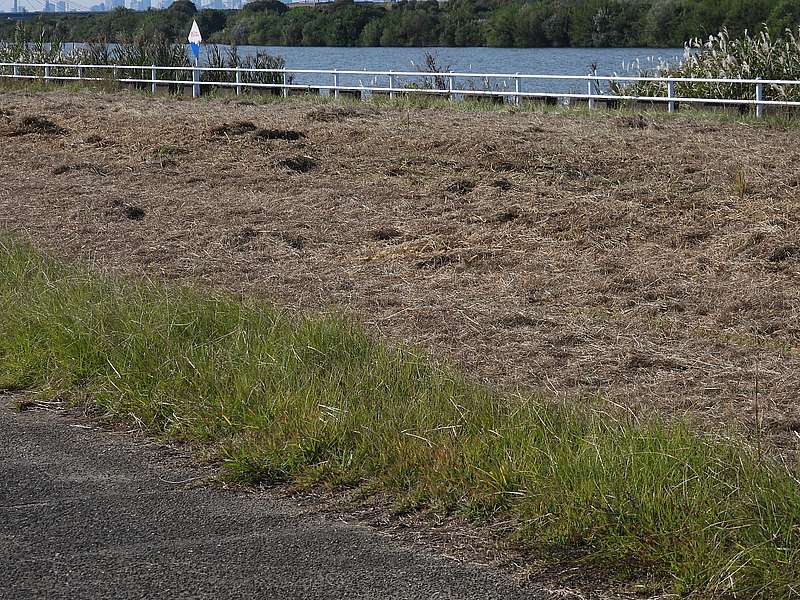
[167,0,197,18]
[767,0,800,34]
[196,10,226,36]
[243,0,288,14]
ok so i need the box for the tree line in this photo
[3,0,800,48]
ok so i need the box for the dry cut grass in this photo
[1,88,800,455]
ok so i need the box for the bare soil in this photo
[2,89,800,454]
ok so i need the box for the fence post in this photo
[389,71,395,100]
[112,66,117,82]
[514,73,520,106]
[282,70,288,98]
[78,65,84,81]
[667,79,676,113]
[44,65,50,84]
[151,65,157,95]
[448,72,454,101]
[755,78,764,119]
[235,67,241,96]
[192,59,200,99]
[13,63,18,78]
[587,69,597,110]
[333,70,339,99]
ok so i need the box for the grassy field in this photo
[2,86,800,596]
[2,88,800,453]
[2,236,800,598]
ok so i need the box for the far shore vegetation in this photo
[1,0,799,49]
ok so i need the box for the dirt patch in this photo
[5,115,66,136]
[498,314,551,328]
[370,226,404,241]
[253,129,305,142]
[617,115,657,129]
[111,200,145,221]
[493,207,522,223]
[153,144,189,157]
[305,107,373,122]
[280,156,318,173]
[52,162,107,176]
[444,179,476,196]
[209,121,257,137]
[768,244,800,263]
[416,249,494,269]
[491,178,513,191]
[273,231,306,249]
[225,226,261,249]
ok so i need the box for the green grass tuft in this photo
[1,236,799,598]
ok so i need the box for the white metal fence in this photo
[2,61,800,117]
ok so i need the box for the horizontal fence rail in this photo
[2,61,800,116]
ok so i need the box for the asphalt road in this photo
[0,402,552,600]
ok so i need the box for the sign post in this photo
[188,20,202,98]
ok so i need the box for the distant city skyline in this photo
[1,0,256,12]
[0,0,383,10]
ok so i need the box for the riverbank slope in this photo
[1,89,799,452]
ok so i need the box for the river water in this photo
[58,43,683,94]
[229,46,684,94]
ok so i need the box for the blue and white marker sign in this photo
[188,20,202,98]
[188,20,202,60]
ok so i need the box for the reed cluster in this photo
[619,26,800,103]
